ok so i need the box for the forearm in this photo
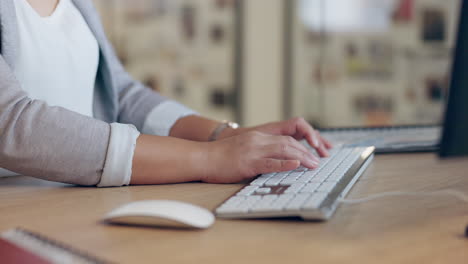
[130,134,208,185]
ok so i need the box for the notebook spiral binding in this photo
[1,228,112,264]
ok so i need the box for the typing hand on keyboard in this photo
[215,146,375,220]
[201,131,326,184]
[201,117,332,184]
[226,117,333,157]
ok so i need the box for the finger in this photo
[313,130,330,157]
[294,118,321,149]
[318,133,334,149]
[294,120,328,158]
[287,133,323,163]
[254,159,300,175]
[278,118,309,140]
[270,118,324,159]
[273,135,320,163]
[261,142,319,169]
[266,134,309,154]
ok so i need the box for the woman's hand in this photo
[200,131,321,184]
[132,117,332,185]
[219,117,333,157]
[133,117,333,185]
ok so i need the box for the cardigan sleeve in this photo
[0,55,111,185]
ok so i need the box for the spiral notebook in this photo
[0,228,111,264]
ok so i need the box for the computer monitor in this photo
[439,0,468,158]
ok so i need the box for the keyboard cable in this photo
[337,189,468,205]
[337,189,468,237]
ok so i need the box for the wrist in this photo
[218,127,240,139]
[221,127,251,139]
[209,121,240,141]
[193,142,217,182]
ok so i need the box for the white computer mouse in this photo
[103,200,215,229]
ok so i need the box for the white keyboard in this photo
[215,146,375,220]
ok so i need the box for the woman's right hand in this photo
[200,131,321,184]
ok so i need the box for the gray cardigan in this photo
[0,0,169,185]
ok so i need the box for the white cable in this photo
[337,189,468,205]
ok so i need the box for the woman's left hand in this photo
[219,117,333,157]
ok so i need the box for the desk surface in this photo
[1,153,468,264]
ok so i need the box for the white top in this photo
[1,0,197,186]
[14,0,98,117]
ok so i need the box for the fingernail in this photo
[308,156,319,166]
[322,149,330,157]
[308,153,319,162]
[313,136,319,148]
[309,160,319,168]
[321,143,330,156]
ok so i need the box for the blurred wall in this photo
[241,0,285,126]
[92,0,460,127]
[291,0,460,127]
[93,0,239,123]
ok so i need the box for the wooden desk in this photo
[1,154,468,263]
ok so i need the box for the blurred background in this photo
[92,0,460,128]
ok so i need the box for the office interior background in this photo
[92,0,460,128]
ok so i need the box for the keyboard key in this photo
[255,187,272,194]
[293,166,308,172]
[261,173,277,178]
[274,194,294,207]
[302,193,328,210]
[312,173,329,183]
[294,177,310,183]
[250,206,278,213]
[279,172,306,185]
[250,178,268,186]
[299,182,321,193]
[287,171,304,178]
[260,195,278,202]
[279,178,297,186]
[223,196,246,206]
[250,195,278,210]
[254,195,293,212]
[244,196,262,204]
[250,173,277,186]
[285,194,311,210]
[317,182,337,193]
[236,186,258,196]
[265,178,283,187]
[298,170,319,182]
[231,196,261,212]
[275,171,290,178]
[326,173,344,182]
[250,196,288,212]
[284,183,305,194]
[257,194,278,203]
[216,206,249,214]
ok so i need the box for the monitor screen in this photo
[439,0,468,158]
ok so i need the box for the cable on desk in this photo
[337,189,468,205]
